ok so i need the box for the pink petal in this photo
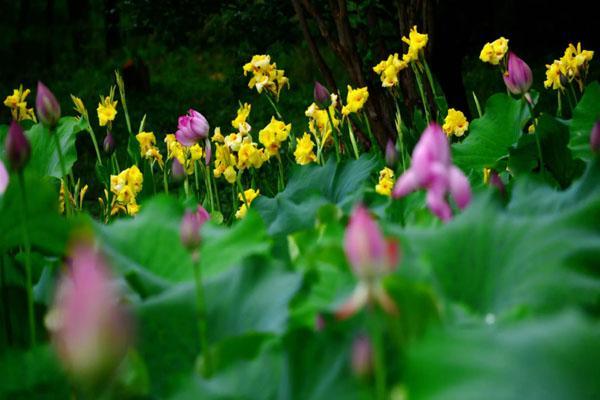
[392,169,419,198]
[448,165,471,209]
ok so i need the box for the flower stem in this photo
[422,59,439,99]
[86,120,103,166]
[163,162,169,194]
[275,154,285,192]
[265,93,283,119]
[411,63,431,123]
[53,130,71,216]
[370,310,386,400]
[525,99,545,174]
[236,172,249,208]
[347,122,360,160]
[472,91,483,118]
[362,112,378,152]
[211,172,221,212]
[192,252,212,377]
[17,173,36,347]
[325,108,341,161]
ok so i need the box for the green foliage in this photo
[569,81,600,160]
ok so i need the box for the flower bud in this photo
[351,335,373,378]
[503,52,533,95]
[344,205,398,279]
[46,240,133,386]
[488,170,506,195]
[313,81,330,108]
[36,81,61,129]
[385,139,397,167]
[176,109,209,146]
[103,131,115,154]
[5,121,31,172]
[180,205,211,249]
[171,158,185,182]
[590,121,600,153]
[0,160,8,195]
[204,137,212,166]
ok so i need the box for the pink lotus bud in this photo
[351,335,373,378]
[503,52,532,95]
[393,123,471,221]
[204,137,212,166]
[171,158,185,182]
[591,121,600,153]
[344,205,397,279]
[36,81,61,129]
[488,170,506,195]
[0,160,8,195]
[46,240,133,385]
[103,131,115,154]
[313,81,330,108]
[176,109,209,146]
[180,205,211,249]
[385,139,397,167]
[5,121,31,172]
[314,314,325,332]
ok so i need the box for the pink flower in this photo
[46,240,133,385]
[351,334,373,378]
[336,205,399,320]
[180,205,211,249]
[0,160,8,195]
[591,121,600,153]
[5,121,31,172]
[313,81,330,108]
[36,81,61,129]
[175,109,209,146]
[392,123,471,221]
[503,52,533,96]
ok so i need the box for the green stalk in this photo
[53,130,71,216]
[275,154,285,192]
[411,63,431,123]
[394,102,407,172]
[557,91,563,118]
[472,91,483,118]
[525,99,545,174]
[265,93,283,119]
[86,120,103,166]
[347,123,360,160]
[361,112,378,151]
[184,175,190,199]
[163,161,169,194]
[211,172,221,212]
[192,252,212,377]
[370,310,386,400]
[194,161,200,197]
[422,59,439,99]
[325,108,341,161]
[17,173,36,347]
[149,161,157,194]
[115,71,133,136]
[236,172,249,208]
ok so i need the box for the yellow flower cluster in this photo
[164,134,203,175]
[71,95,88,119]
[242,55,289,99]
[442,108,469,137]
[401,26,429,63]
[97,86,118,127]
[213,104,270,184]
[110,165,143,216]
[479,37,509,65]
[373,53,408,87]
[341,86,369,116]
[258,117,292,156]
[235,188,260,219]
[544,42,594,91]
[375,167,395,196]
[59,179,88,214]
[3,85,36,122]
[294,133,317,165]
[136,131,164,168]
[305,95,339,145]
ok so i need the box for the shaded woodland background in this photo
[1,0,598,150]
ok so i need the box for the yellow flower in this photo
[97,89,118,127]
[401,26,429,63]
[483,167,491,184]
[136,131,156,154]
[212,127,225,143]
[231,103,252,132]
[294,133,317,165]
[442,108,469,137]
[479,37,509,65]
[375,167,395,196]
[556,42,594,89]
[243,55,289,99]
[224,132,243,152]
[258,117,291,156]
[71,95,87,118]
[544,61,564,90]
[3,85,36,122]
[237,142,267,170]
[110,165,143,216]
[235,188,260,219]
[223,165,237,184]
[373,53,408,88]
[189,144,203,161]
[341,86,369,116]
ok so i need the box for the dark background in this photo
[1,0,598,148]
